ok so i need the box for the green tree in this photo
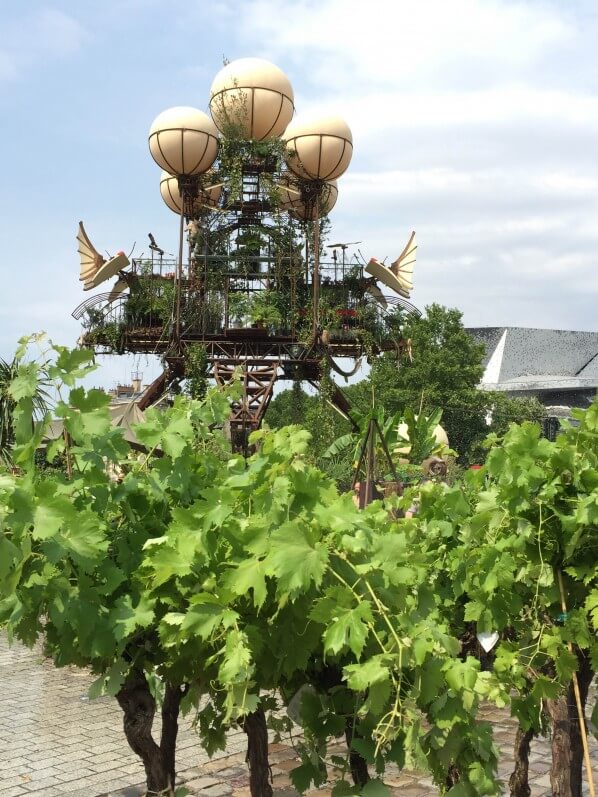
[0,351,49,467]
[266,380,312,428]
[0,338,235,795]
[2,339,508,797]
[408,412,598,797]
[368,305,546,464]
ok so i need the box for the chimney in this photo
[131,371,142,395]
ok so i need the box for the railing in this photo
[76,255,420,352]
[71,292,115,320]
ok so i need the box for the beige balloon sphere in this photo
[149,107,219,175]
[284,114,353,181]
[160,171,222,215]
[209,58,294,140]
[394,421,449,457]
[277,176,338,220]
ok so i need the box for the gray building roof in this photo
[467,327,598,393]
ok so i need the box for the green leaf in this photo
[218,629,252,683]
[49,346,96,385]
[88,659,129,698]
[264,521,328,597]
[8,363,40,400]
[332,781,358,796]
[0,536,20,581]
[344,655,390,692]
[224,557,268,609]
[33,494,72,540]
[182,596,238,640]
[444,658,479,693]
[323,601,372,658]
[290,760,326,793]
[162,414,194,458]
[531,675,561,700]
[111,594,155,642]
[61,511,108,564]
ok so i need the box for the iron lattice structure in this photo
[73,157,420,449]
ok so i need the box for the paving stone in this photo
[2,633,597,797]
[1,787,28,797]
[531,772,553,788]
[201,784,233,796]
[184,775,222,790]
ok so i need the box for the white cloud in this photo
[210,0,598,330]
[238,0,572,92]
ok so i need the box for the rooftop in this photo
[467,326,598,392]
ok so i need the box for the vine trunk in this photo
[243,706,272,797]
[546,650,594,797]
[116,672,183,796]
[508,725,534,797]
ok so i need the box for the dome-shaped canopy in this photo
[284,114,353,181]
[277,175,338,220]
[149,107,219,176]
[209,58,294,141]
[160,170,222,215]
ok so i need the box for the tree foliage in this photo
[1,338,594,797]
[0,348,49,467]
[354,305,545,464]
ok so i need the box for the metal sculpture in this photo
[77,222,130,291]
[72,58,421,452]
[365,231,417,299]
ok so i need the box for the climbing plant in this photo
[1,339,595,797]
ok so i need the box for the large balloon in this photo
[284,114,353,181]
[210,58,294,141]
[149,107,219,175]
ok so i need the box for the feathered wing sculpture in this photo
[364,231,416,299]
[77,221,130,291]
[77,222,104,287]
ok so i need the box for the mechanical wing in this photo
[364,231,416,299]
[77,221,131,290]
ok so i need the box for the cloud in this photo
[0,8,86,83]
[233,0,572,91]
[205,0,598,330]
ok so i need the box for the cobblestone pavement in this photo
[1,635,596,796]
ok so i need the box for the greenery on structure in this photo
[184,344,209,400]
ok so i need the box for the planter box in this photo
[322,328,359,344]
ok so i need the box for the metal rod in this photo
[312,193,321,335]
[175,185,185,343]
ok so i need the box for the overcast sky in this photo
[1,0,598,388]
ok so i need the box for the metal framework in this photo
[73,161,420,450]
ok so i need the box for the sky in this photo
[1,0,598,389]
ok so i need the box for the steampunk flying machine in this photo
[72,58,420,450]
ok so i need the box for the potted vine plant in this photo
[249,291,282,333]
[227,291,250,328]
